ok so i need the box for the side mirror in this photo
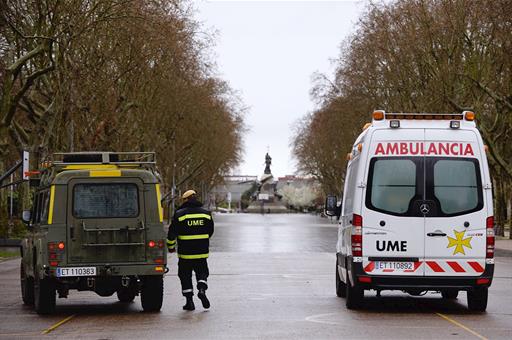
[22,210,32,225]
[325,195,339,217]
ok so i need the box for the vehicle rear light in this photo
[49,253,57,259]
[148,240,156,248]
[50,261,59,267]
[486,216,495,258]
[352,214,363,257]
[476,278,490,285]
[154,258,164,264]
[157,240,164,248]
[155,266,164,272]
[358,276,372,283]
[450,121,460,129]
[58,242,65,250]
[352,214,362,227]
[48,243,56,251]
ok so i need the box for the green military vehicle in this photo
[20,152,167,314]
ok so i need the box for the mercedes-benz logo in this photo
[420,203,430,215]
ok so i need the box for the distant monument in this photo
[246,152,288,213]
[264,153,272,174]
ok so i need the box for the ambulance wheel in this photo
[34,274,56,315]
[346,280,363,309]
[141,275,163,312]
[20,263,34,305]
[336,262,346,298]
[467,287,488,312]
[117,288,136,303]
[441,290,458,299]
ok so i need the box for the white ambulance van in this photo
[328,111,494,311]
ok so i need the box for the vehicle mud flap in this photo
[34,274,56,315]
[336,260,346,298]
[467,287,488,312]
[141,275,163,312]
[20,262,34,305]
[346,278,363,310]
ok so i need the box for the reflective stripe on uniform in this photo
[182,289,193,293]
[198,280,207,284]
[178,234,209,240]
[167,239,176,245]
[178,253,209,259]
[178,213,211,222]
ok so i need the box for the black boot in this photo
[183,296,195,311]
[198,289,210,309]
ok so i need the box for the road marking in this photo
[436,313,488,340]
[41,314,76,335]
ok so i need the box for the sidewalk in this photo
[496,238,512,257]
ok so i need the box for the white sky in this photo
[194,0,364,177]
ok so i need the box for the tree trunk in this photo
[495,176,506,237]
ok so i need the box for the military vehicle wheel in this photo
[467,287,488,312]
[335,261,346,298]
[441,290,458,299]
[141,275,163,312]
[346,279,363,310]
[20,263,34,305]
[34,274,56,315]
[117,288,137,303]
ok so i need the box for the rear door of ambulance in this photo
[361,129,425,276]
[423,130,488,277]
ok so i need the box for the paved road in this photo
[1,213,512,339]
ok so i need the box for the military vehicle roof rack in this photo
[44,152,156,168]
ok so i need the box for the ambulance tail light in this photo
[486,216,495,258]
[476,278,490,285]
[358,276,372,283]
[352,214,363,257]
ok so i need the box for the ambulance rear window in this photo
[432,159,481,215]
[368,159,418,215]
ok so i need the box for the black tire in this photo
[117,288,137,303]
[441,290,459,300]
[34,274,56,315]
[346,279,364,310]
[467,287,488,312]
[335,262,346,298]
[20,262,34,305]
[141,275,163,312]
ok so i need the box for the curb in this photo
[495,248,512,257]
[0,239,21,247]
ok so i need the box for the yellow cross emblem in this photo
[447,230,472,255]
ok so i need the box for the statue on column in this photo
[264,153,272,175]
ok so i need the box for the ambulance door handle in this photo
[427,232,447,237]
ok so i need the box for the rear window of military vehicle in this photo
[73,183,139,218]
[369,159,417,214]
[433,159,479,215]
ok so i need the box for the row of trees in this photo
[0,0,245,231]
[293,0,512,234]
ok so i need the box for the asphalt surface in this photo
[1,213,512,339]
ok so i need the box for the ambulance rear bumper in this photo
[350,261,494,290]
